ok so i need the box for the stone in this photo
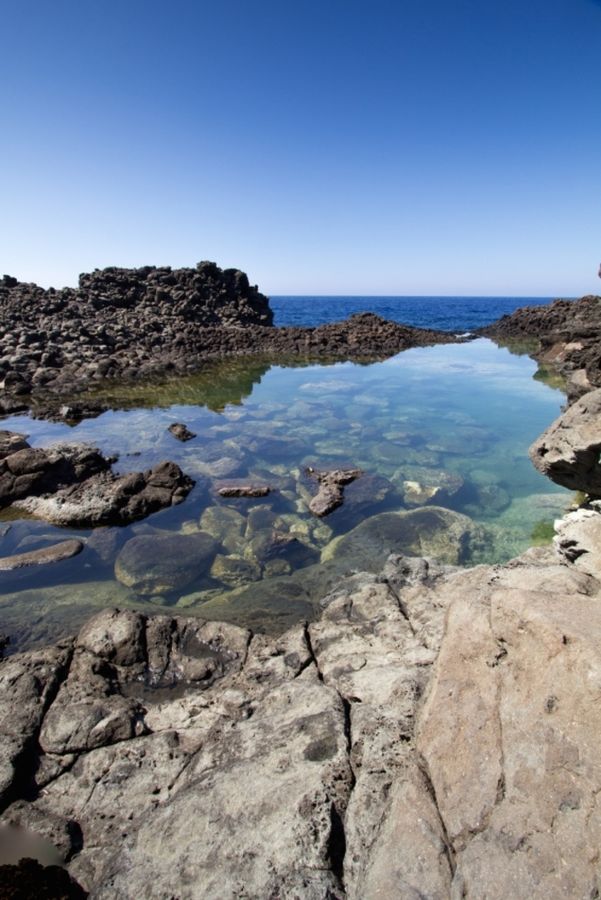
[417,554,601,898]
[15,460,194,527]
[321,506,489,568]
[305,466,362,517]
[554,505,601,579]
[199,505,246,553]
[530,387,601,494]
[114,531,218,594]
[215,480,271,498]
[167,422,196,442]
[0,858,87,899]
[0,539,83,571]
[0,642,72,805]
[210,553,262,587]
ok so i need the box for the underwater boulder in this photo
[321,506,488,568]
[115,531,218,595]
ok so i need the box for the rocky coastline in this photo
[481,293,601,400]
[2,273,601,896]
[0,263,459,421]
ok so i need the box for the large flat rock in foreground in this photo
[2,523,601,898]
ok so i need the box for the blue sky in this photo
[1,0,599,295]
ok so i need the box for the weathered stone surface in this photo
[554,504,601,579]
[306,466,362,517]
[321,505,489,568]
[15,460,194,527]
[0,539,83,571]
[417,550,601,898]
[530,387,601,493]
[114,531,218,594]
[0,435,109,508]
[2,527,601,898]
[215,480,271,498]
[0,642,72,805]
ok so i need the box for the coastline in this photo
[1,270,601,896]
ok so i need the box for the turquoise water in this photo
[0,339,570,651]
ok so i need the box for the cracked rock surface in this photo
[2,531,601,898]
[529,386,601,494]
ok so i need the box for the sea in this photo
[270,295,555,331]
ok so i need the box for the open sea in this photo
[270,295,556,331]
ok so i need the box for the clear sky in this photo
[1,0,600,296]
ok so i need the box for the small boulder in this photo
[530,387,601,494]
[305,467,362,517]
[0,539,83,571]
[167,422,196,442]
[115,531,218,594]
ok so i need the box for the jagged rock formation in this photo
[530,387,601,493]
[1,430,194,527]
[2,532,601,897]
[481,294,601,399]
[0,263,460,419]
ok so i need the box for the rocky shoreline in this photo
[2,273,601,896]
[0,264,459,421]
[481,293,601,400]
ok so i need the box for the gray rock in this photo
[322,505,489,568]
[114,531,218,595]
[215,480,271,498]
[530,387,601,493]
[0,539,83,571]
[16,461,194,527]
[0,643,72,804]
[167,422,196,442]
[305,466,362,517]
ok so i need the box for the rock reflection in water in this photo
[0,340,574,654]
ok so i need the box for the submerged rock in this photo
[0,539,83,571]
[114,531,219,595]
[215,480,271,498]
[321,505,489,568]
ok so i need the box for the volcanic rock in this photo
[167,422,196,442]
[14,461,194,527]
[529,387,601,493]
[114,531,218,594]
[305,466,362,517]
[0,540,83,572]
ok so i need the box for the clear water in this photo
[270,295,559,331]
[0,339,570,652]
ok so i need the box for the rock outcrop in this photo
[2,531,601,897]
[530,386,601,493]
[482,294,601,400]
[0,430,194,527]
[0,264,461,418]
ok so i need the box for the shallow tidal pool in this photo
[0,339,571,652]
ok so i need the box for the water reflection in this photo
[0,340,571,653]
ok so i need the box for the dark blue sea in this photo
[270,296,557,332]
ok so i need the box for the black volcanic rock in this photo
[0,263,461,419]
[481,294,601,398]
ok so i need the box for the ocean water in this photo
[0,325,572,653]
[270,295,556,331]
